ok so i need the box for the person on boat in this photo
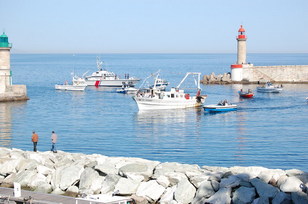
[31,131,39,152]
[51,131,58,153]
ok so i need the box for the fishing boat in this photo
[149,77,169,91]
[85,57,140,87]
[239,89,254,98]
[55,75,87,91]
[257,82,283,93]
[133,72,206,110]
[203,100,237,113]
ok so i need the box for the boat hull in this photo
[85,78,140,87]
[55,85,86,91]
[239,92,254,98]
[203,105,237,112]
[257,87,282,93]
[133,96,206,110]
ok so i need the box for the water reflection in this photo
[0,102,27,147]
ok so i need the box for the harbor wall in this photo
[0,85,29,102]
[0,148,308,203]
[242,65,308,83]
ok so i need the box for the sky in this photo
[1,0,308,54]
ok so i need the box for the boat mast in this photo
[176,72,201,90]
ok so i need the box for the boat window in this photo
[167,95,170,98]
[171,94,174,98]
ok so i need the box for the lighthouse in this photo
[0,32,12,93]
[0,32,28,102]
[231,25,250,82]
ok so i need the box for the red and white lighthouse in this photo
[231,25,248,81]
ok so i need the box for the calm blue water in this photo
[1,53,308,171]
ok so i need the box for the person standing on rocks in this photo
[31,131,39,152]
[51,131,58,153]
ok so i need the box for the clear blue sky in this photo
[1,0,308,53]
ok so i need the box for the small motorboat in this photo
[55,75,87,91]
[203,100,237,113]
[257,82,283,93]
[239,89,254,98]
[116,82,138,94]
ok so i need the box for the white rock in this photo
[136,180,165,202]
[279,176,302,192]
[156,175,170,188]
[34,183,53,193]
[114,178,140,195]
[14,170,37,186]
[190,174,210,188]
[230,166,269,179]
[16,159,38,172]
[174,178,196,204]
[59,165,84,191]
[204,187,231,204]
[0,159,19,175]
[95,161,118,175]
[192,180,215,204]
[37,165,54,176]
[160,186,176,204]
[100,174,121,194]
[165,172,187,186]
[67,186,79,194]
[28,173,47,188]
[79,167,104,194]
[51,187,65,195]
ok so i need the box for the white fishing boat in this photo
[133,72,206,110]
[149,77,169,91]
[257,82,283,93]
[204,100,237,113]
[85,57,140,87]
[55,75,87,91]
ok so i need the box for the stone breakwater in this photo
[201,72,232,84]
[1,148,308,204]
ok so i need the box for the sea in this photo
[1,53,308,171]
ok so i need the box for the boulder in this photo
[191,180,215,204]
[174,178,196,204]
[272,192,291,204]
[34,183,53,193]
[79,167,104,194]
[165,172,187,186]
[100,174,121,194]
[204,187,231,204]
[156,175,170,188]
[220,175,241,188]
[16,158,39,172]
[232,186,256,204]
[14,170,37,187]
[230,166,269,179]
[190,174,210,188]
[114,177,140,195]
[136,180,165,202]
[251,178,279,199]
[279,176,303,192]
[37,165,54,176]
[291,191,308,204]
[51,187,65,195]
[67,186,79,194]
[95,160,118,175]
[59,165,84,191]
[160,186,176,204]
[119,162,158,180]
[0,158,19,175]
[28,173,48,189]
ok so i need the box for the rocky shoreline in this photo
[0,148,308,204]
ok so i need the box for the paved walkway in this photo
[0,187,77,204]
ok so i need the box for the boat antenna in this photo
[96,57,104,71]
